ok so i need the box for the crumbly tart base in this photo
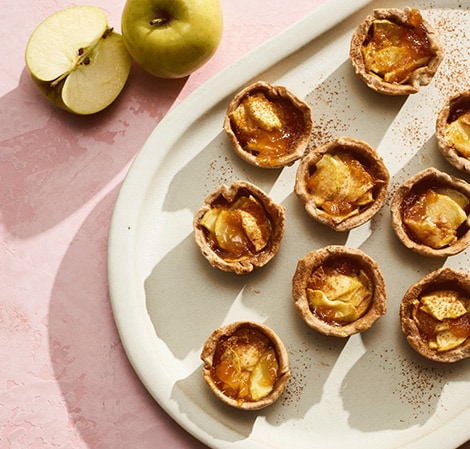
[292,245,387,337]
[193,180,285,274]
[436,90,470,173]
[390,167,470,257]
[294,136,390,231]
[223,80,313,168]
[350,7,444,95]
[200,321,291,410]
[400,267,470,363]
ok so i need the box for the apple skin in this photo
[121,0,223,79]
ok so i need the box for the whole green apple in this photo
[121,0,223,79]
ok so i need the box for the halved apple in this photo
[25,6,132,115]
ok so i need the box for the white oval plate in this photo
[108,1,470,448]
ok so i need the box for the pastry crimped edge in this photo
[400,267,470,363]
[349,7,444,95]
[200,320,291,410]
[193,180,285,274]
[294,136,390,231]
[292,245,387,338]
[436,90,470,173]
[223,80,313,168]
[390,167,470,257]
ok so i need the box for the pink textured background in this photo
[1,1,469,449]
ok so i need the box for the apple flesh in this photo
[121,0,223,79]
[25,6,132,115]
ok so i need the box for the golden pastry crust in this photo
[193,180,285,274]
[391,168,470,257]
[292,245,387,337]
[436,91,470,173]
[223,81,313,168]
[200,321,291,410]
[400,267,470,363]
[350,8,443,95]
[294,136,390,231]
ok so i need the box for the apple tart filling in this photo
[436,91,470,173]
[294,137,389,231]
[293,246,386,337]
[400,267,470,363]
[193,181,285,274]
[391,168,470,257]
[224,81,313,168]
[350,8,443,95]
[201,321,290,410]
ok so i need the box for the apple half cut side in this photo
[25,6,132,115]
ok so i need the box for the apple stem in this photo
[149,17,168,26]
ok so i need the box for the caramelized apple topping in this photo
[211,326,280,402]
[402,187,470,249]
[229,91,308,166]
[199,193,272,261]
[362,9,433,85]
[306,259,373,326]
[306,153,376,224]
[412,290,470,352]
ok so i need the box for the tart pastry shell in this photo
[200,321,291,410]
[294,136,390,231]
[350,8,443,95]
[400,267,470,363]
[436,90,470,173]
[193,180,285,274]
[292,245,387,337]
[391,167,470,257]
[223,81,313,168]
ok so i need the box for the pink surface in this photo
[1,1,469,449]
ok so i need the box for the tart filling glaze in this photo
[293,245,387,337]
[391,168,470,257]
[224,81,313,168]
[201,321,290,410]
[350,8,443,95]
[294,136,389,231]
[193,180,285,274]
[400,267,470,363]
[436,90,470,173]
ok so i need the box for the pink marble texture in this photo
[1,1,470,449]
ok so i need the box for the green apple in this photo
[121,0,223,79]
[25,6,132,115]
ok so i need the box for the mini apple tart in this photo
[223,81,313,168]
[400,267,470,363]
[436,91,470,173]
[294,136,389,231]
[350,8,443,95]
[193,180,285,274]
[391,168,470,257]
[292,245,387,337]
[201,321,291,410]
